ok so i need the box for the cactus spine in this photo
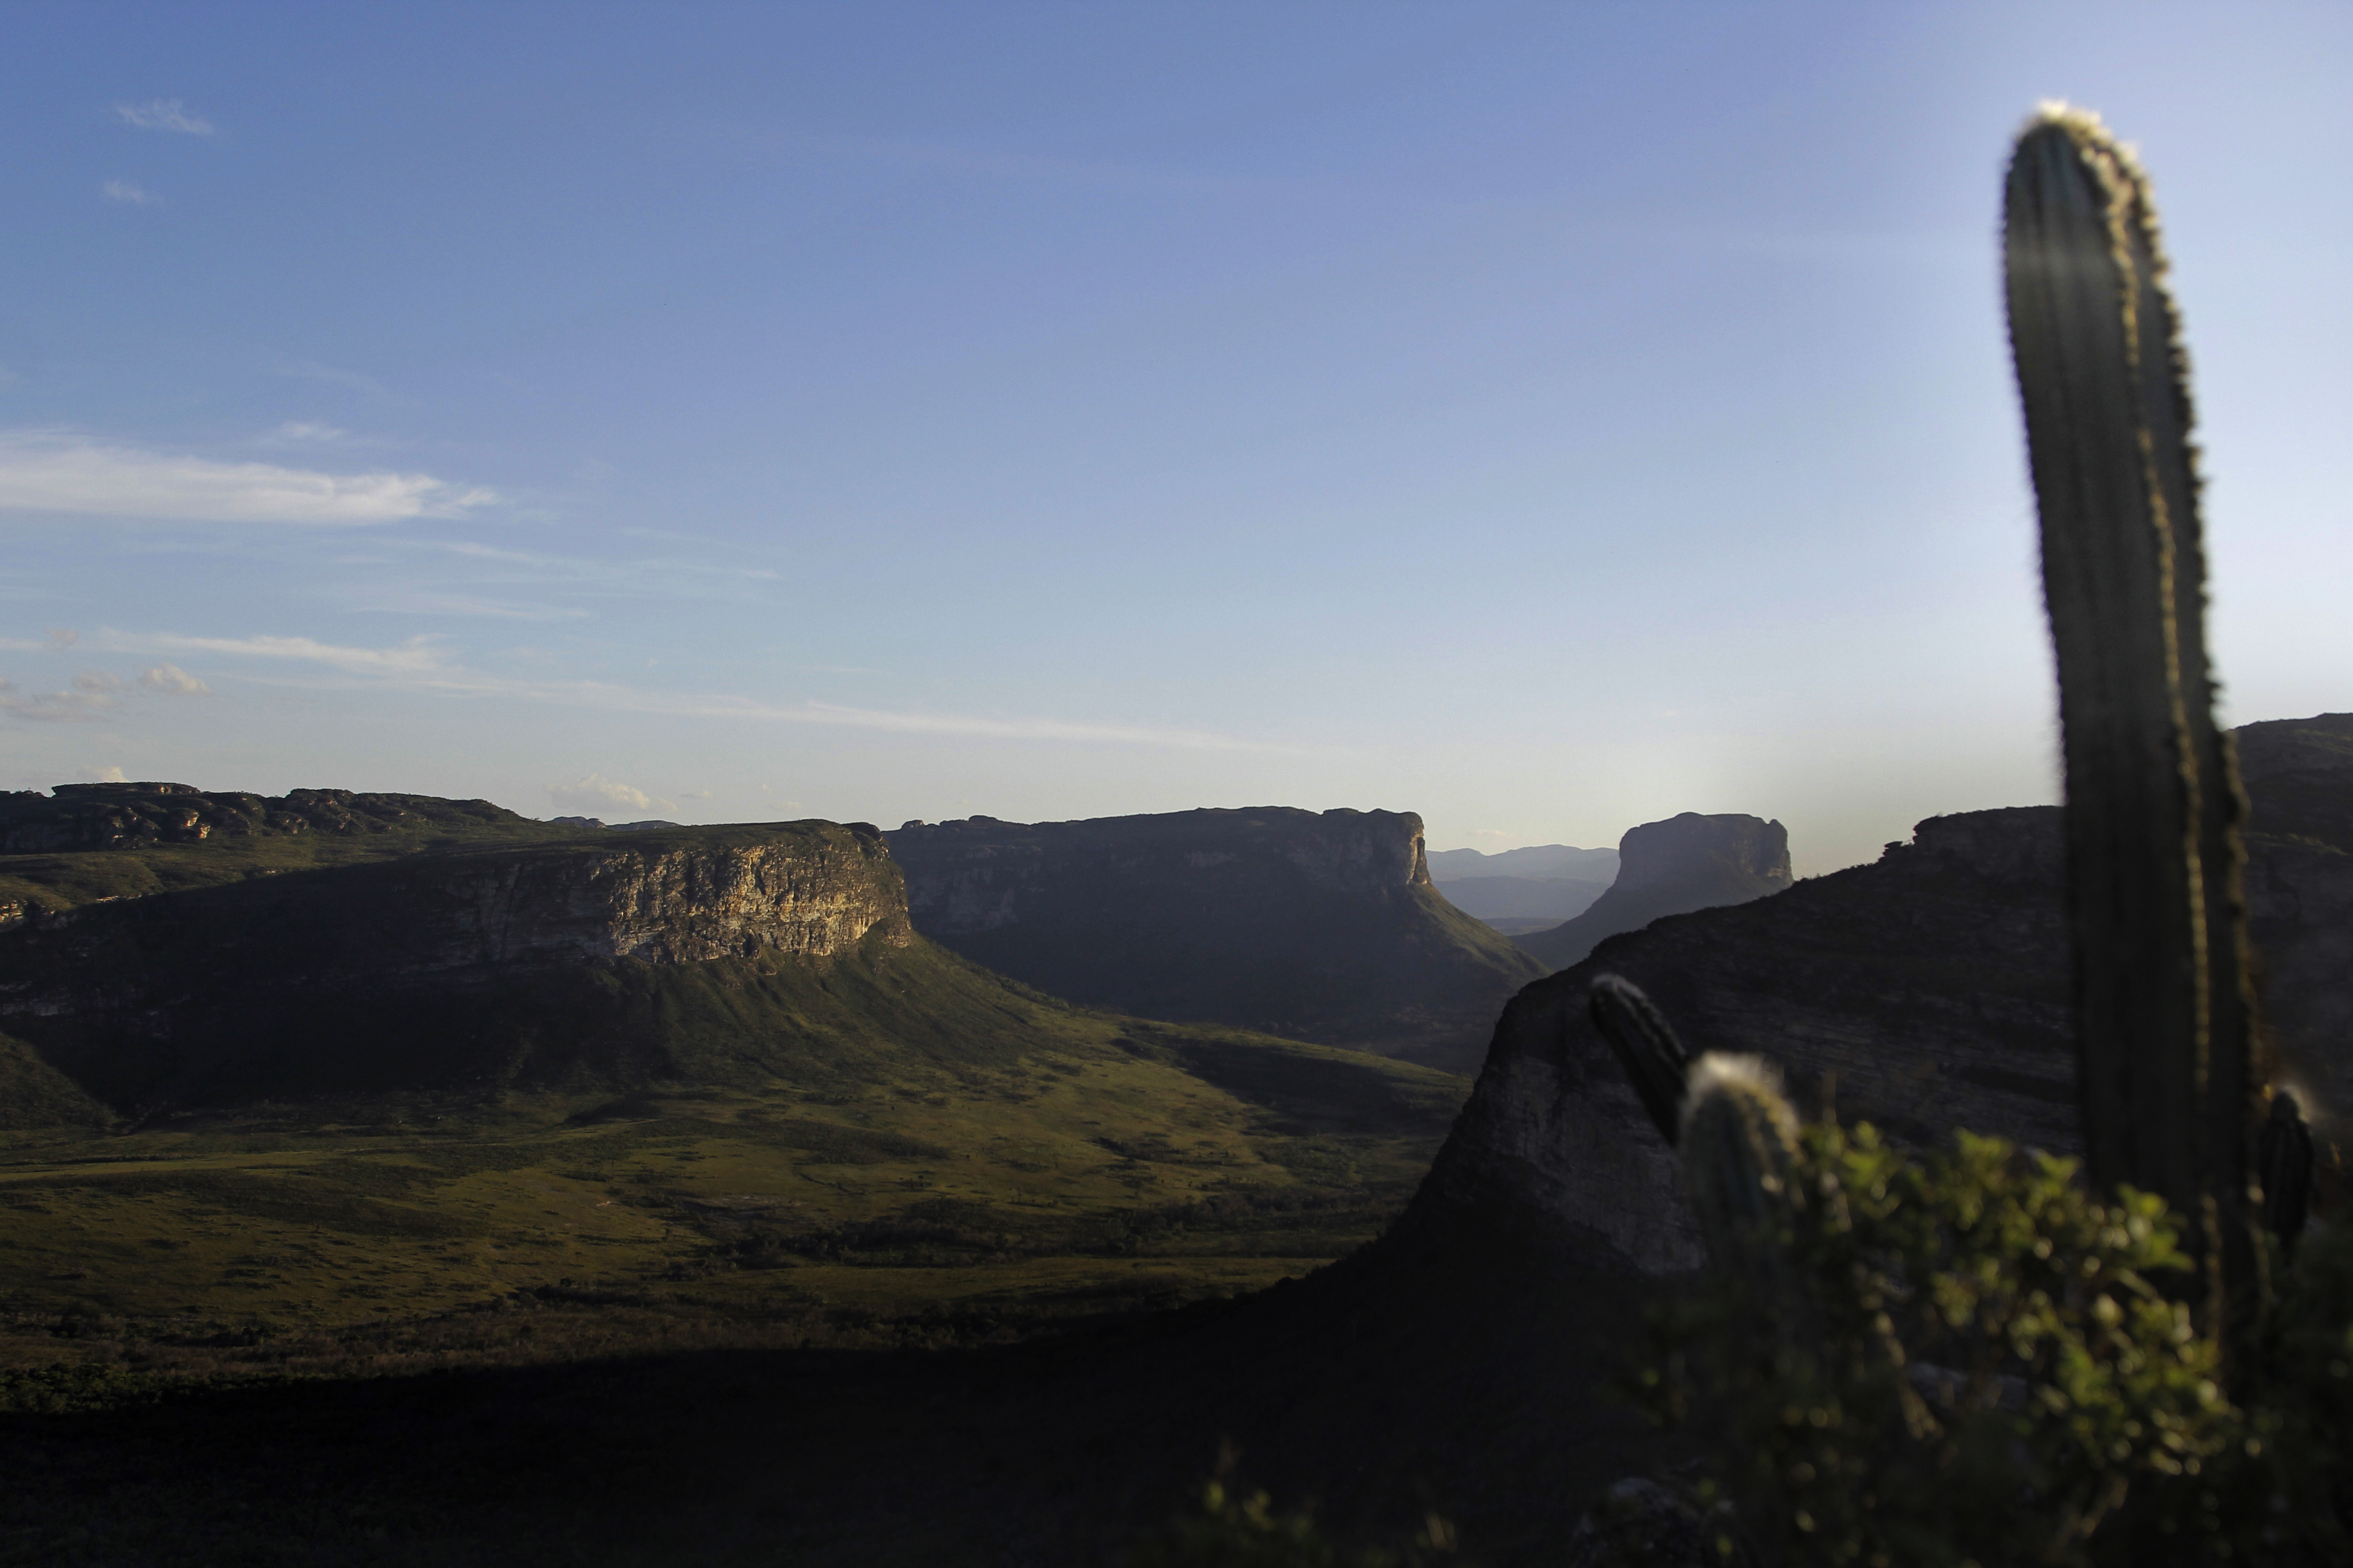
[2002,105,2263,1352]
[1588,973,1692,1149]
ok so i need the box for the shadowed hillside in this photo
[888,807,1545,1072]
[1514,811,1791,971]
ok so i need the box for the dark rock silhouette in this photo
[888,807,1544,1071]
[1400,720,2353,1275]
[1514,812,1792,972]
[0,781,528,855]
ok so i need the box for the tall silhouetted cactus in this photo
[2002,103,2264,1356]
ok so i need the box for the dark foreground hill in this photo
[1514,810,1792,971]
[888,807,1545,1072]
[1415,712,2353,1274]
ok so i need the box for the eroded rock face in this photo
[1515,813,1792,971]
[1410,747,2353,1275]
[888,807,1542,1067]
[0,782,532,855]
[382,825,910,969]
[0,821,909,1108]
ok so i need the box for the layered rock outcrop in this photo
[0,821,909,1109]
[888,807,1544,1069]
[1514,812,1792,971]
[1409,727,2353,1275]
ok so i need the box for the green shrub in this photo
[1627,1115,2349,1566]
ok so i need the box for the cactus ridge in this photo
[1587,973,1690,1148]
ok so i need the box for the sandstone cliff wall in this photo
[0,820,909,1110]
[888,807,1541,1069]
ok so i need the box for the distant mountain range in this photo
[0,785,1518,1123]
[1422,843,1619,882]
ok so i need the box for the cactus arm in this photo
[2256,1091,2316,1259]
[2002,106,2262,1345]
[1587,973,1691,1148]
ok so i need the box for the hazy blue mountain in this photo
[1424,843,1619,883]
[1431,874,1610,921]
[1515,813,1792,971]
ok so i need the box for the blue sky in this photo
[2,2,2347,873]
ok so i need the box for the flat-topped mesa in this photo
[1515,812,1791,971]
[888,806,1541,1070]
[0,821,911,1110]
[0,782,533,855]
[406,821,911,968]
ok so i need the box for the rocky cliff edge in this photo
[1406,750,2353,1274]
[888,807,1540,1070]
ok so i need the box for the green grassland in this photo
[0,991,1465,1376]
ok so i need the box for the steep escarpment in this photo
[1401,731,2353,1275]
[887,807,1544,1072]
[0,821,917,1114]
[1514,812,1791,971]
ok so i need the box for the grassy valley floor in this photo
[0,1011,1463,1366]
[0,1023,1515,1566]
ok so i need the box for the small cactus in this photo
[1679,1053,1807,1308]
[2002,103,2263,1351]
[1587,973,1690,1148]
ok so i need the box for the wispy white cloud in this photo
[102,630,1300,752]
[338,589,591,622]
[548,775,671,816]
[45,628,77,650]
[102,180,158,206]
[0,669,121,722]
[259,422,352,445]
[115,99,214,136]
[139,662,209,695]
[136,632,457,679]
[0,431,497,525]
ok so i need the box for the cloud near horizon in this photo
[548,775,669,816]
[108,630,1303,752]
[101,180,158,206]
[0,433,497,525]
[115,99,214,136]
[0,660,212,721]
[139,662,210,696]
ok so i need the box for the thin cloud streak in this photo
[114,631,1305,752]
[0,432,497,525]
[115,99,215,136]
